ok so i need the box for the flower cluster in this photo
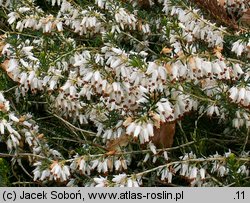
[231,39,250,57]
[93,173,141,187]
[163,0,226,48]
[0,91,62,178]
[0,0,249,186]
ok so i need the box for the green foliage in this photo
[0,158,10,186]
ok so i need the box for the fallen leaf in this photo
[106,134,130,151]
[161,47,172,54]
[240,9,250,27]
[151,122,176,148]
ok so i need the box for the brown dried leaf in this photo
[1,59,14,80]
[0,35,15,80]
[240,9,250,26]
[106,134,130,151]
[151,122,176,149]
[0,36,13,80]
[161,47,172,55]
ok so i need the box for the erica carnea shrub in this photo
[0,0,249,186]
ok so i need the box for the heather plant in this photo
[0,0,249,186]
